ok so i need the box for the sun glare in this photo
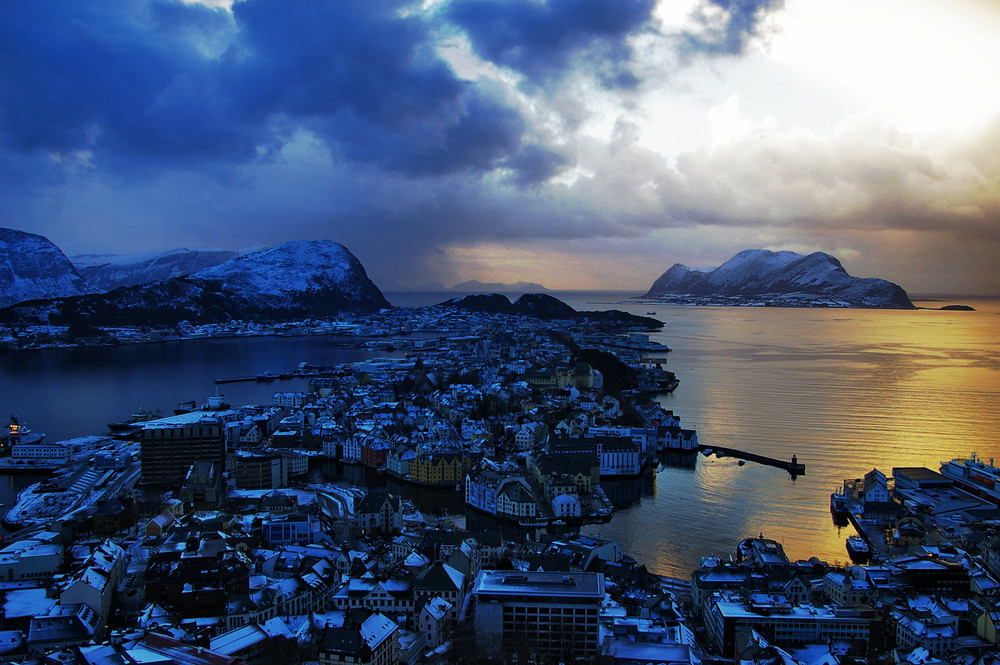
[769,0,1000,136]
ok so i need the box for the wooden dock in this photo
[698,445,805,476]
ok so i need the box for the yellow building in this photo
[410,452,477,486]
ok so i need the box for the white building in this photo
[515,422,547,451]
[11,439,72,464]
[343,435,362,463]
[466,465,538,519]
[497,482,537,518]
[595,437,641,476]
[58,540,125,636]
[0,534,63,582]
[864,469,890,503]
[418,596,452,649]
[551,493,581,518]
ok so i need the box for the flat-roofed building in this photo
[893,467,951,490]
[471,570,604,661]
[705,593,874,656]
[139,413,225,487]
[11,439,72,465]
[234,449,282,490]
[0,534,63,582]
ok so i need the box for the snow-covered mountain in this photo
[0,228,92,308]
[193,240,388,310]
[73,248,239,291]
[1,240,389,326]
[644,249,913,308]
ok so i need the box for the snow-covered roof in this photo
[360,612,397,649]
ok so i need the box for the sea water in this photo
[1,292,997,576]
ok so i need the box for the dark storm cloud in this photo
[679,0,785,57]
[0,0,254,162]
[445,0,656,89]
[501,144,569,188]
[0,0,534,179]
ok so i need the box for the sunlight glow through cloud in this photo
[3,0,1000,294]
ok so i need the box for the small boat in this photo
[846,535,871,563]
[738,460,746,467]
[646,311,657,315]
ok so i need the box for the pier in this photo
[845,503,890,561]
[214,375,258,384]
[698,445,805,476]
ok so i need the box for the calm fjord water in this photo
[2,293,998,577]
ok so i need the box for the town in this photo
[0,303,998,665]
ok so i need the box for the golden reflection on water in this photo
[586,297,1000,578]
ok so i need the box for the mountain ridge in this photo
[73,247,242,291]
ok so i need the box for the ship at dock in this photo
[939,453,1000,506]
[2,415,44,454]
[829,488,850,525]
[107,407,162,435]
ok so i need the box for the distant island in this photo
[450,279,549,293]
[643,249,914,309]
[436,292,662,329]
[383,279,550,293]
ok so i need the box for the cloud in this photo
[501,144,569,188]
[3,0,999,296]
[444,0,656,90]
[0,0,249,162]
[679,0,785,57]
[0,0,540,181]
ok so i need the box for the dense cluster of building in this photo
[0,305,997,664]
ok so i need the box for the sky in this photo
[2,0,1000,294]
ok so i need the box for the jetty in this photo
[698,445,805,476]
[214,375,258,384]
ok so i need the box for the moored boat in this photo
[846,535,870,563]
[108,407,161,434]
[830,490,850,525]
[2,415,44,452]
[940,453,1000,506]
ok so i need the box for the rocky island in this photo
[644,249,914,308]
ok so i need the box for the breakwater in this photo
[698,445,805,476]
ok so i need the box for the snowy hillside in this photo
[644,249,913,308]
[0,228,92,308]
[194,240,388,309]
[73,247,239,291]
[1,239,389,326]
